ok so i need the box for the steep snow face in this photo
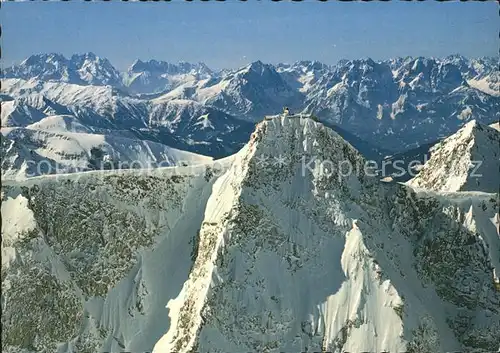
[408,120,500,192]
[154,116,499,353]
[197,61,304,121]
[386,187,500,352]
[2,117,499,353]
[1,162,231,353]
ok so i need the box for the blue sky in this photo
[1,1,497,70]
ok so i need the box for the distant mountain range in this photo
[2,52,498,162]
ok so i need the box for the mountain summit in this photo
[2,115,499,352]
[124,59,213,94]
[154,116,499,353]
[408,120,500,192]
[3,52,123,87]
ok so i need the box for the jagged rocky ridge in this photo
[2,53,498,159]
[2,116,499,353]
[408,120,500,193]
[1,79,255,161]
[2,53,123,88]
[123,59,213,95]
[301,57,499,150]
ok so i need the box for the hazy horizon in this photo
[2,1,498,71]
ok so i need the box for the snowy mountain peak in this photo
[154,115,500,353]
[443,53,469,66]
[247,115,376,195]
[21,52,67,66]
[5,52,123,87]
[129,58,146,70]
[129,59,170,73]
[2,113,499,353]
[70,51,98,61]
[69,52,113,68]
[278,60,330,74]
[199,62,303,120]
[408,119,500,192]
[127,59,212,76]
[253,115,363,162]
[243,60,269,75]
[153,116,384,353]
[124,59,213,94]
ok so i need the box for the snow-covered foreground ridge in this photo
[1,115,213,180]
[2,116,499,353]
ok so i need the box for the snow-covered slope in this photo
[26,114,96,134]
[154,116,499,353]
[185,61,304,121]
[2,116,499,353]
[1,78,254,158]
[467,74,499,97]
[3,54,499,155]
[123,59,213,95]
[303,57,500,151]
[1,133,60,180]
[1,116,212,179]
[408,120,499,192]
[1,78,127,119]
[1,94,73,127]
[1,164,228,353]
[276,60,331,93]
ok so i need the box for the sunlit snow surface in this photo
[408,120,499,193]
[2,117,499,353]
